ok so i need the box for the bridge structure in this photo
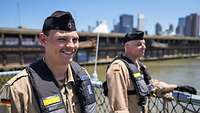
[0,27,200,69]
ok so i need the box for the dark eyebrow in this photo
[74,36,79,39]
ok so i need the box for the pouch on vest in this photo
[114,56,149,98]
[131,71,149,97]
[125,62,149,107]
[71,62,96,113]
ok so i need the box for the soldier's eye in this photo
[58,38,66,42]
[73,38,79,43]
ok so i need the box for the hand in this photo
[175,85,197,95]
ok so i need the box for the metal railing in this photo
[92,82,200,113]
[1,71,200,113]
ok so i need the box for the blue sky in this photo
[0,0,200,34]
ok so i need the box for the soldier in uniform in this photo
[0,10,96,113]
[106,31,197,113]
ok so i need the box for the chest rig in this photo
[26,59,96,113]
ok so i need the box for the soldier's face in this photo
[125,39,146,59]
[40,30,79,64]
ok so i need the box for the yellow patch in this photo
[133,72,141,78]
[43,95,61,106]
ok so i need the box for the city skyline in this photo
[0,0,200,35]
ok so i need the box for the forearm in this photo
[112,110,130,113]
[151,79,177,94]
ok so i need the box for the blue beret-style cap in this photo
[42,11,76,33]
[123,31,144,44]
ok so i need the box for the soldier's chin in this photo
[68,58,73,63]
[61,57,73,64]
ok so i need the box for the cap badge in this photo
[68,22,72,29]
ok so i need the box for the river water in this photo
[87,57,200,91]
[144,57,200,91]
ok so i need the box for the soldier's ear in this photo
[38,32,48,47]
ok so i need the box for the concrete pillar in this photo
[19,33,22,47]
[1,33,5,45]
[1,34,6,66]
[20,52,24,65]
[2,52,7,66]
[19,34,24,65]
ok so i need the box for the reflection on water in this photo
[145,58,200,90]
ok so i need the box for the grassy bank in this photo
[82,64,108,81]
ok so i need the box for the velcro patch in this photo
[42,95,61,106]
[41,95,66,112]
[133,72,142,78]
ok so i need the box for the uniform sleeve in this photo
[10,85,24,113]
[0,84,11,113]
[0,83,25,113]
[106,61,130,113]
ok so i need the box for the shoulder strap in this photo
[109,55,136,73]
[70,61,81,73]
[139,63,151,84]
[70,61,96,113]
[118,56,149,97]
[120,58,134,74]
[70,61,82,82]
[106,56,137,95]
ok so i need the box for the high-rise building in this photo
[119,14,133,33]
[155,22,162,35]
[87,25,93,32]
[191,13,200,37]
[93,21,109,33]
[184,13,199,37]
[169,24,173,32]
[137,13,145,32]
[176,17,185,36]
[163,24,174,35]
[113,14,134,33]
[113,23,120,33]
[184,15,193,36]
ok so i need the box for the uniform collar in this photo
[66,64,75,83]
